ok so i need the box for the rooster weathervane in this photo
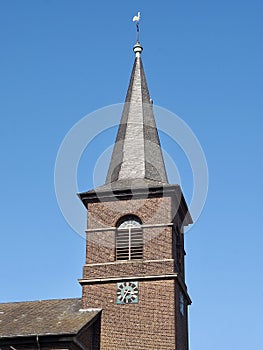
[132,11,141,43]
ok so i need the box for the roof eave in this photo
[78,183,192,227]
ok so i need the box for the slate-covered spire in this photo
[105,42,168,188]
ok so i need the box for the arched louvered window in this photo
[116,215,143,260]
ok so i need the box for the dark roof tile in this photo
[105,49,168,186]
[0,298,100,338]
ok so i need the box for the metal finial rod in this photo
[136,21,139,42]
[132,11,141,43]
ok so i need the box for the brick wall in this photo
[85,225,173,266]
[82,279,177,350]
[81,191,189,350]
[86,196,173,265]
[83,259,175,280]
[87,196,172,229]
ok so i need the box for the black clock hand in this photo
[122,289,130,301]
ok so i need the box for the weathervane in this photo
[132,11,141,43]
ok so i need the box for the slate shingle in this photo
[105,45,168,189]
[0,298,100,338]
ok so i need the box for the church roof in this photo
[104,42,168,189]
[0,298,100,338]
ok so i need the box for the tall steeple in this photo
[78,32,192,350]
[105,41,168,189]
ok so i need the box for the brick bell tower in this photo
[78,40,192,350]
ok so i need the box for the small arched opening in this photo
[115,215,143,261]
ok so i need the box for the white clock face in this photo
[116,281,139,304]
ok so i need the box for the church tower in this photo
[78,40,192,350]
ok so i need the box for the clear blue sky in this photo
[0,1,262,349]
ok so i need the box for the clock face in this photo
[179,291,184,316]
[116,281,139,304]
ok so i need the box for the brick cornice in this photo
[79,273,179,284]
